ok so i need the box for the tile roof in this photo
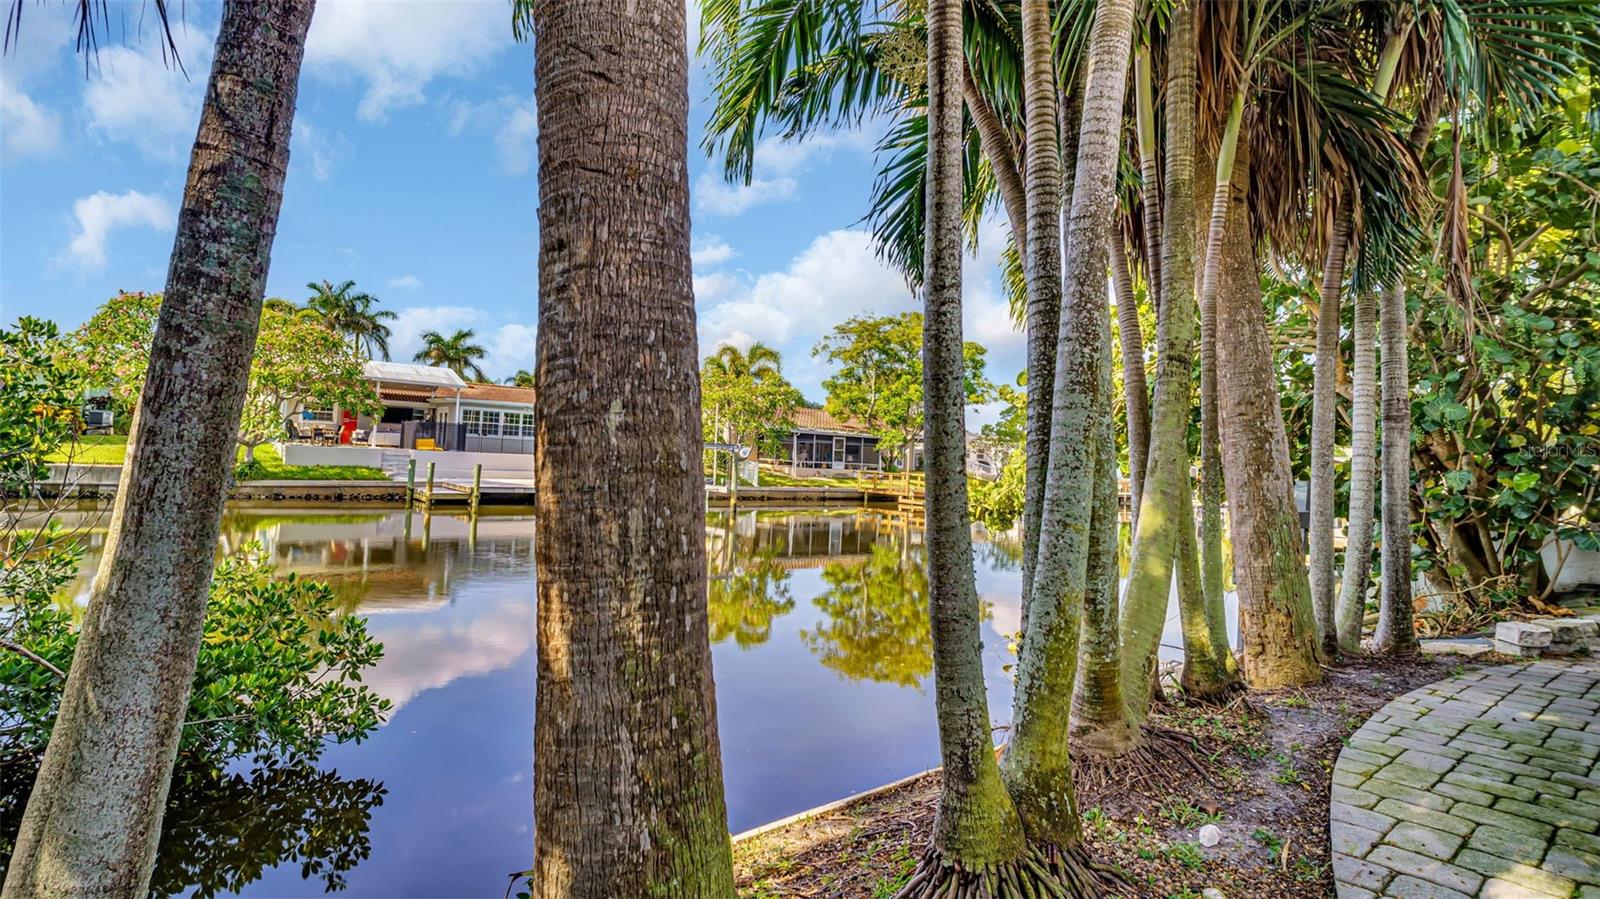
[431,383,537,405]
[789,407,873,435]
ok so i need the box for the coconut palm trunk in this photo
[1373,281,1418,655]
[2,4,314,896]
[1308,199,1354,659]
[1111,241,1149,525]
[1337,289,1378,651]
[1006,0,1138,849]
[1196,127,1228,645]
[527,2,735,895]
[1212,133,1322,689]
[1017,0,1065,620]
[1119,0,1237,712]
[901,0,1029,890]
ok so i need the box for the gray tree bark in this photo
[3,4,314,896]
[1005,0,1138,848]
[530,2,736,895]
[1374,282,1418,655]
[1309,199,1354,659]
[1337,289,1379,652]
[918,0,1028,869]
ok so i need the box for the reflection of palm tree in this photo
[413,329,488,382]
[801,541,935,688]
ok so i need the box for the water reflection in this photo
[0,761,384,899]
[805,542,933,687]
[4,505,1229,897]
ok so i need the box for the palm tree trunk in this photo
[1112,240,1149,526]
[3,4,314,896]
[915,0,1028,874]
[1196,98,1234,646]
[1373,282,1418,655]
[1212,134,1322,689]
[1337,289,1378,652]
[1006,0,1138,848]
[1308,198,1354,659]
[1134,40,1163,316]
[1121,0,1238,710]
[529,2,735,895]
[965,65,1027,252]
[1018,0,1065,622]
[1071,388,1133,756]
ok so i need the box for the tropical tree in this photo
[412,329,487,382]
[2,2,317,895]
[306,280,395,360]
[897,0,1028,893]
[63,290,162,419]
[236,308,379,463]
[504,369,536,388]
[814,312,991,469]
[700,342,803,459]
[514,0,737,895]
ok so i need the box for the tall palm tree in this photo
[516,0,736,895]
[306,279,395,360]
[901,0,1028,892]
[1006,0,1138,865]
[505,370,536,388]
[2,2,316,896]
[704,341,782,382]
[412,329,487,382]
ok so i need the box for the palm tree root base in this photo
[1074,725,1213,798]
[894,843,1125,899]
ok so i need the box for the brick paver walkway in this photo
[1332,660,1600,898]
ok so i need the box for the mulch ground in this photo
[732,654,1476,898]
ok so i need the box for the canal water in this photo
[18,505,1235,897]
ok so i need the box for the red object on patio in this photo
[339,411,357,445]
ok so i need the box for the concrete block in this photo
[1497,621,1554,647]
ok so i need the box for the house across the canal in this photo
[771,408,884,475]
[358,362,536,455]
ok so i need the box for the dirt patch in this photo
[732,654,1475,898]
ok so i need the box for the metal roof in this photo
[362,361,467,389]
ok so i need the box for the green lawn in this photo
[47,436,388,481]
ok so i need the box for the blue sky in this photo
[0,1,1022,410]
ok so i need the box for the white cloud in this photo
[486,323,537,379]
[82,26,213,160]
[691,236,736,268]
[65,190,175,269]
[388,305,488,364]
[291,117,349,181]
[494,104,538,175]
[0,84,60,159]
[697,228,914,351]
[693,270,744,304]
[693,132,874,217]
[447,95,537,175]
[306,2,510,121]
[387,274,424,290]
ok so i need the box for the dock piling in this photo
[406,458,417,511]
[469,463,483,517]
[423,461,436,511]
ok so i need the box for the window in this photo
[504,412,535,438]
[302,408,335,422]
[463,409,503,436]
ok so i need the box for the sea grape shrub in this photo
[0,544,391,769]
[0,317,81,500]
[1408,93,1600,607]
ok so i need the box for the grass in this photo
[47,435,388,481]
